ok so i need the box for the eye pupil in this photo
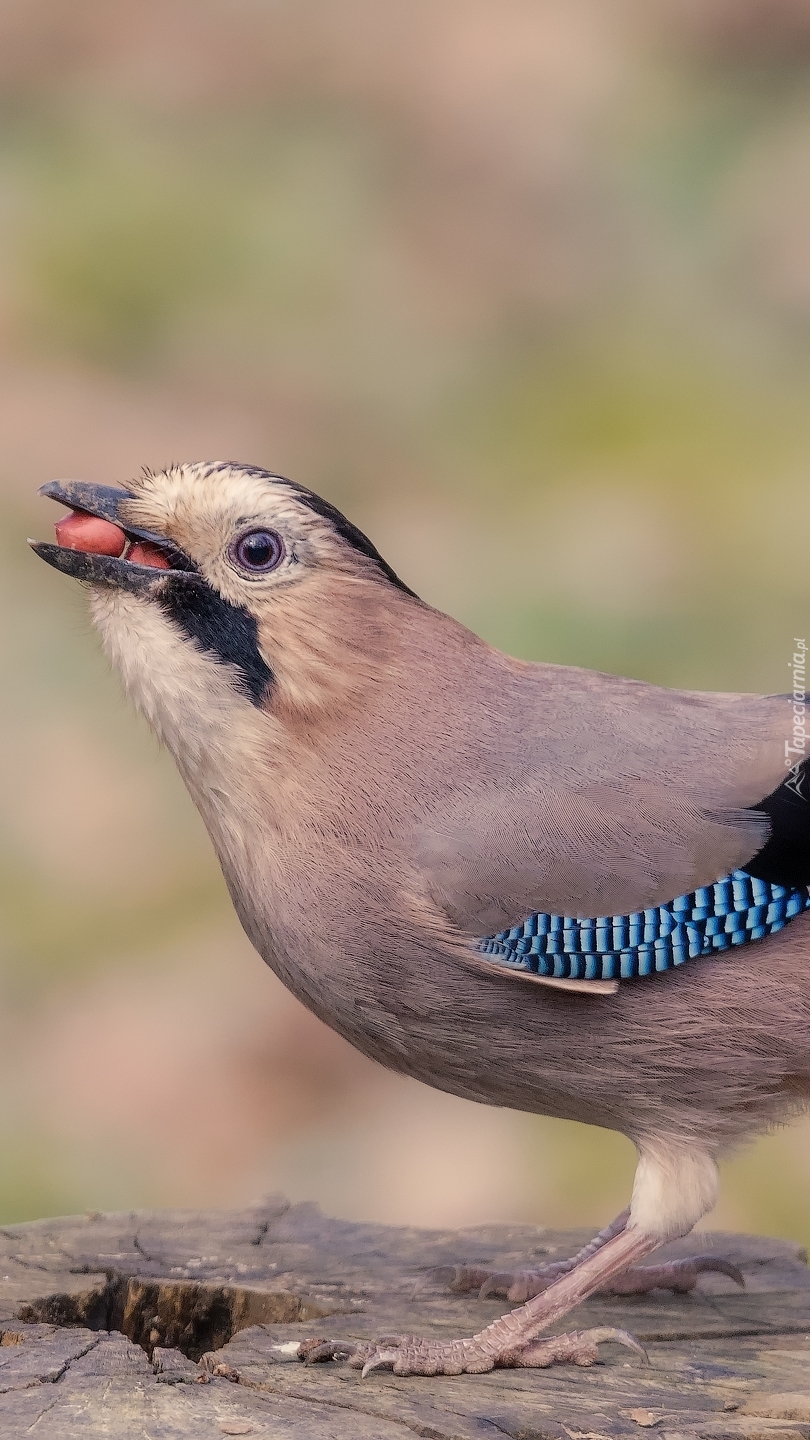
[242,535,273,566]
[230,528,284,574]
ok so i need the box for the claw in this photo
[605,1256,745,1296]
[346,1336,402,1372]
[504,1326,648,1369]
[585,1326,649,1362]
[479,1270,531,1300]
[355,1336,489,1378]
[476,1264,572,1301]
[361,1347,402,1378]
[691,1257,745,1288]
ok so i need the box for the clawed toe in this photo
[449,1253,744,1304]
[345,1336,474,1377]
[604,1255,744,1296]
[479,1269,554,1302]
[445,1264,564,1302]
[502,1326,648,1369]
[360,1344,421,1378]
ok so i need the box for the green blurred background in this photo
[3,0,810,1244]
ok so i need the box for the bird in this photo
[30,460,810,1379]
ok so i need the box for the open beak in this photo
[29,480,197,593]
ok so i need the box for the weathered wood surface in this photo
[2,1198,810,1437]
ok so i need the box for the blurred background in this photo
[3,0,810,1246]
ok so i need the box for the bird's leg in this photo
[302,1221,663,1376]
[448,1207,742,1303]
[300,1146,733,1378]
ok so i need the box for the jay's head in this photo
[31,462,418,754]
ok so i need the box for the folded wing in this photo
[419,664,807,935]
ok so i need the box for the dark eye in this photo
[229,528,285,574]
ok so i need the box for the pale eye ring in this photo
[228,528,285,575]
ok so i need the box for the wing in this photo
[418,661,807,936]
[476,867,810,988]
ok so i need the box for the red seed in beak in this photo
[55,511,127,556]
[127,541,171,569]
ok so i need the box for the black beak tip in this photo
[37,478,131,520]
[29,535,191,591]
[28,538,86,578]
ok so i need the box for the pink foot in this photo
[299,1325,645,1377]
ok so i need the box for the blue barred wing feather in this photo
[478,871,810,982]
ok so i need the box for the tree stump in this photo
[2,1198,810,1437]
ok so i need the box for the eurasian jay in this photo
[31,462,810,1377]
